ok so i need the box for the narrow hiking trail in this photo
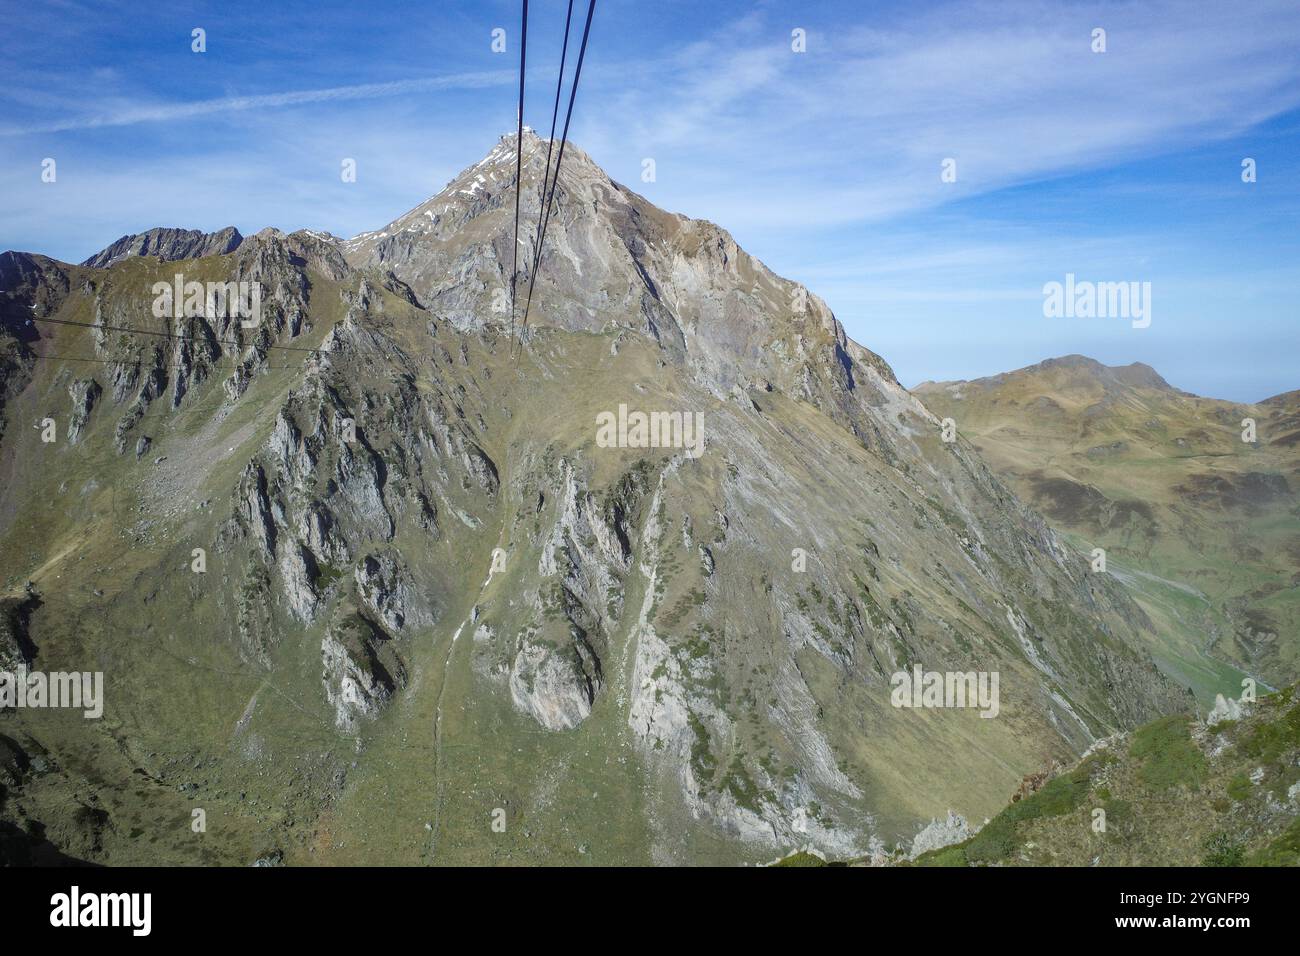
[426,421,520,861]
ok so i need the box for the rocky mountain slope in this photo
[913,683,1300,867]
[915,357,1300,703]
[778,682,1300,867]
[0,134,1187,865]
[81,226,245,269]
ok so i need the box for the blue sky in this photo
[2,0,1298,401]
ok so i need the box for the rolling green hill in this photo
[915,356,1300,706]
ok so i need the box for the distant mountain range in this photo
[0,133,1286,865]
[915,356,1300,703]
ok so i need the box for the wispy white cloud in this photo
[0,70,513,136]
[578,0,1300,232]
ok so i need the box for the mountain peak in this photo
[1110,361,1172,391]
[985,355,1174,394]
[342,130,609,254]
[914,354,1179,411]
[335,131,907,407]
[1032,355,1173,392]
[82,225,243,269]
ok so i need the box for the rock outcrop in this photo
[82,226,244,268]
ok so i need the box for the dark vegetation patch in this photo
[1201,830,1246,866]
[1024,473,1155,539]
[1248,817,1300,866]
[1129,715,1206,791]
[1236,701,1300,765]
[1175,471,1291,511]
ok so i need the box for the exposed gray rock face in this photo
[296,501,348,567]
[321,610,404,733]
[354,552,433,634]
[0,251,72,323]
[66,378,101,443]
[99,326,168,454]
[236,462,278,560]
[479,454,651,732]
[0,734,30,790]
[278,542,319,623]
[285,230,352,282]
[81,226,244,268]
[0,625,28,673]
[321,631,384,732]
[1207,692,1250,726]
[508,640,598,731]
[106,355,139,405]
[0,253,70,444]
[0,588,39,672]
[909,810,972,859]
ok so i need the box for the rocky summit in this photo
[0,132,1188,865]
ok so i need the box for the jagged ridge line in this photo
[20,353,308,371]
[29,316,324,353]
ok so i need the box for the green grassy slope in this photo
[913,685,1300,867]
[915,357,1300,705]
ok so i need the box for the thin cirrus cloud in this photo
[0,70,513,137]
[6,2,1298,235]
[581,0,1300,233]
